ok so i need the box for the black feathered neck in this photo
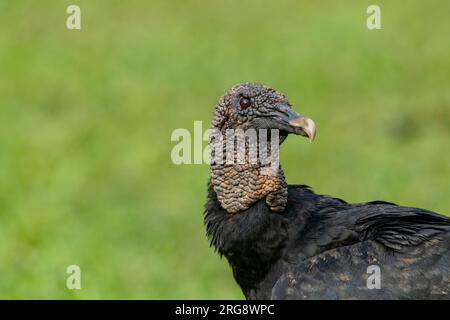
[204,183,317,297]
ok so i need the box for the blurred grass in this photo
[0,0,449,299]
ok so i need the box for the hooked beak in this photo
[277,108,316,142]
[288,114,316,142]
[249,104,317,142]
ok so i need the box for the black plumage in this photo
[204,83,450,300]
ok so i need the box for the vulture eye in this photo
[239,97,251,109]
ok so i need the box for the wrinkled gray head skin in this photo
[209,83,316,214]
[211,83,315,138]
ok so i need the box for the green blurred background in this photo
[0,0,449,299]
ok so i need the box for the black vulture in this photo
[204,83,450,300]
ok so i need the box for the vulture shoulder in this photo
[273,187,450,299]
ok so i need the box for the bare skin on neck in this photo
[210,162,288,214]
[208,82,316,214]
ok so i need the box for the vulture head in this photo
[209,83,316,214]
